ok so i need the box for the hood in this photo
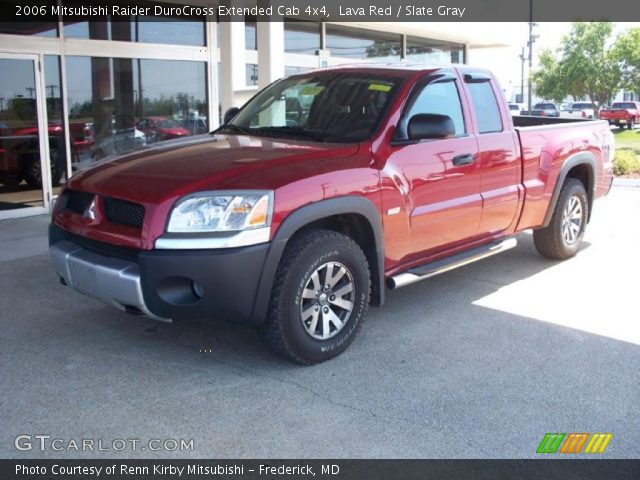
[68,134,361,204]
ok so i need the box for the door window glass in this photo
[407,80,465,136]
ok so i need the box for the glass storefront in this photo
[284,20,321,54]
[246,64,259,86]
[245,16,257,50]
[0,54,64,213]
[65,57,208,171]
[64,18,205,46]
[0,58,45,210]
[406,36,465,64]
[326,25,401,61]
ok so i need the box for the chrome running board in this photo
[387,237,517,289]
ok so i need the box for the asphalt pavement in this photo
[1,186,638,459]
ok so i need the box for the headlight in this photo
[167,191,272,233]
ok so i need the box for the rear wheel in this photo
[259,229,371,364]
[533,178,588,260]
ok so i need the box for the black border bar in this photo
[2,459,640,480]
[1,0,640,22]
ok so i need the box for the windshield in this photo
[535,103,556,110]
[572,103,591,109]
[612,102,636,109]
[224,71,403,142]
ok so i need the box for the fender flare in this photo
[542,152,596,227]
[249,196,385,324]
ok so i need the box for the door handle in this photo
[452,153,475,166]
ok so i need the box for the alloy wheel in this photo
[299,261,355,340]
[561,195,583,245]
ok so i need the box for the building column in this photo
[257,21,285,88]
[219,19,245,114]
[206,19,220,129]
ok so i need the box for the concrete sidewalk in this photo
[0,214,50,262]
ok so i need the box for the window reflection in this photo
[246,64,258,86]
[284,20,321,54]
[63,18,205,46]
[406,37,465,65]
[326,26,401,60]
[245,16,257,50]
[65,57,208,171]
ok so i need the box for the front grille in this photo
[103,197,145,229]
[60,189,94,214]
[64,230,140,263]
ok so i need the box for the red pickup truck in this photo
[49,65,614,364]
[600,101,640,129]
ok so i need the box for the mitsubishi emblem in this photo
[84,197,97,221]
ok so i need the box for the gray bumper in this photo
[50,241,170,322]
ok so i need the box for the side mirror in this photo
[407,113,455,141]
[223,107,240,125]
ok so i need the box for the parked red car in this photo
[136,117,190,143]
[50,65,614,363]
[600,101,640,129]
[0,122,92,188]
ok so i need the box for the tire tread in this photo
[259,229,370,364]
[533,178,588,260]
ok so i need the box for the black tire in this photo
[628,119,635,130]
[259,229,371,364]
[23,144,63,188]
[22,153,42,188]
[533,178,589,260]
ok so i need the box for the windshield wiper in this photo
[250,126,327,142]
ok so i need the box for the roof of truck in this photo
[292,63,487,78]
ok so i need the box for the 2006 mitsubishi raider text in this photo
[50,65,614,364]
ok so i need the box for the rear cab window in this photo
[466,77,503,134]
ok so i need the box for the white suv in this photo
[564,102,595,119]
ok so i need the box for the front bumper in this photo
[50,240,168,321]
[49,225,270,323]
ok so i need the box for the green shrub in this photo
[613,149,640,176]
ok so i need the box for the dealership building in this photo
[0,8,503,220]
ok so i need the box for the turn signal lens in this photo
[247,195,269,227]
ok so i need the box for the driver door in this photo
[385,72,482,259]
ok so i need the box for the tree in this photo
[532,22,622,116]
[531,50,567,104]
[614,28,640,95]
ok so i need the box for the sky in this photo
[468,22,640,101]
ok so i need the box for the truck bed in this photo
[512,115,594,127]
[513,116,613,230]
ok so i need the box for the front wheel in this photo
[533,178,588,260]
[259,229,371,364]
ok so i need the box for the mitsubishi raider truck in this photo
[49,65,614,364]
